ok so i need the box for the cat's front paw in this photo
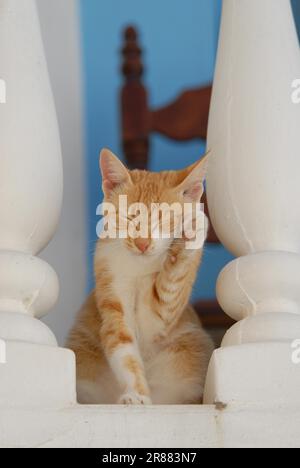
[118,392,152,405]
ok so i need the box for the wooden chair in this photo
[120,26,234,344]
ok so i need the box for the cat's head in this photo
[99,149,208,258]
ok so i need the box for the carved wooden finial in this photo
[121,26,143,80]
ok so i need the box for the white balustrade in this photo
[205,0,300,407]
[0,0,75,408]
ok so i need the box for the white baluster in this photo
[0,0,75,407]
[204,0,300,406]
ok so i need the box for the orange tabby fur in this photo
[67,149,214,404]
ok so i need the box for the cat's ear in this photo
[177,154,209,202]
[100,149,131,197]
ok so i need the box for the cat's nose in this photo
[134,238,150,253]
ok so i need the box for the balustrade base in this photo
[0,342,76,408]
[1,342,300,447]
[204,342,300,406]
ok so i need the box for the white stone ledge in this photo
[1,404,300,448]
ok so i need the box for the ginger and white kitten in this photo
[67,149,214,405]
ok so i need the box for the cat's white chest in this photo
[103,243,163,354]
[98,241,165,358]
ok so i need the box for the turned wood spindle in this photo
[121,26,149,170]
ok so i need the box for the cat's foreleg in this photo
[152,211,208,331]
[152,241,202,331]
[98,298,152,404]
